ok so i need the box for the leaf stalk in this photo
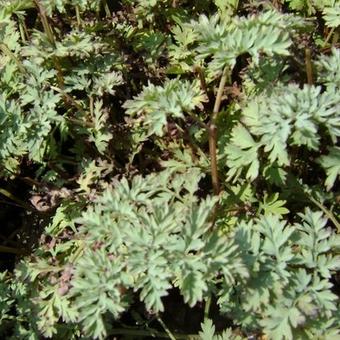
[157,315,177,340]
[309,196,340,233]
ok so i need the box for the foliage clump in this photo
[0,0,339,339]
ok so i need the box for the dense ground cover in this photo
[0,0,339,339]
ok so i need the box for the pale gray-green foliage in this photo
[41,0,101,15]
[0,272,12,324]
[199,318,244,340]
[70,168,247,339]
[323,3,340,27]
[0,2,339,340]
[283,0,340,34]
[169,9,300,79]
[68,189,339,340]
[284,0,336,15]
[214,0,239,17]
[1,169,246,339]
[122,0,178,25]
[193,10,295,76]
[124,79,207,137]
[0,59,62,175]
[127,9,308,146]
[223,50,340,189]
[0,0,34,18]
[0,9,123,177]
[218,209,340,340]
[318,147,340,190]
[124,7,307,144]
[3,170,338,340]
[316,48,340,89]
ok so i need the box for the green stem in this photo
[109,327,195,339]
[204,295,211,321]
[33,0,55,45]
[17,15,30,42]
[50,85,91,121]
[89,95,94,116]
[157,316,177,340]
[69,240,85,262]
[0,245,26,255]
[34,0,65,89]
[235,0,240,11]
[194,65,212,105]
[309,196,340,233]
[332,30,339,45]
[103,0,111,17]
[0,188,34,212]
[0,43,26,73]
[18,19,27,43]
[0,200,23,209]
[75,5,81,28]
[305,48,313,85]
[324,27,335,47]
[188,111,209,131]
[0,232,19,247]
[209,124,219,196]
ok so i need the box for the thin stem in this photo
[34,0,65,89]
[209,124,219,196]
[0,245,26,255]
[69,240,85,262]
[324,27,335,47]
[18,19,27,43]
[18,176,42,187]
[89,95,94,116]
[188,111,209,131]
[305,48,313,85]
[103,0,111,17]
[212,66,229,122]
[109,327,194,339]
[0,43,26,73]
[157,316,177,340]
[18,16,30,41]
[0,232,19,247]
[234,0,240,12]
[208,67,229,199]
[0,200,23,209]
[33,0,55,45]
[50,85,90,119]
[332,30,339,45]
[75,5,81,28]
[209,67,228,195]
[197,66,208,95]
[209,67,228,216]
[0,188,34,212]
[3,228,22,246]
[54,58,65,89]
[194,65,214,106]
[309,196,340,233]
[207,67,230,226]
[204,295,211,321]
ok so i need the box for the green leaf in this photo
[318,147,340,190]
[259,193,289,217]
[261,306,294,340]
[323,4,340,28]
[224,124,260,181]
[123,79,206,137]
